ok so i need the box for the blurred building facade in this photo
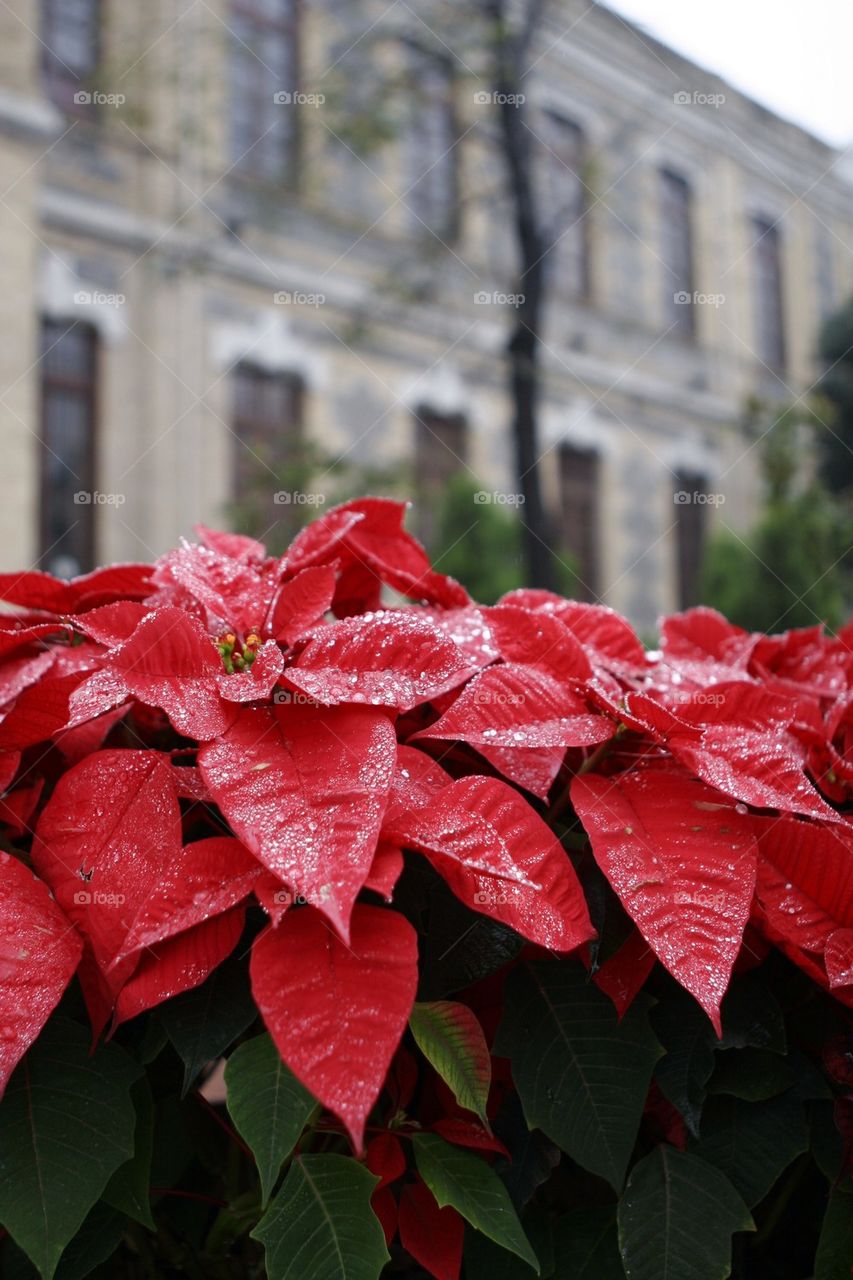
[0,0,851,628]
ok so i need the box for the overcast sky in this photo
[602,0,853,148]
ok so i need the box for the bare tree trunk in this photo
[487,0,555,589]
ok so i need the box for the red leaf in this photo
[113,836,260,964]
[0,778,44,837]
[501,590,646,668]
[386,775,594,952]
[0,752,20,792]
[753,816,853,987]
[0,650,56,709]
[414,663,611,797]
[0,671,94,750]
[151,542,274,636]
[250,905,418,1152]
[194,525,267,562]
[269,565,336,645]
[370,1186,398,1247]
[0,622,72,661]
[106,607,235,740]
[572,770,758,1033]
[485,605,592,682]
[286,611,468,712]
[363,842,405,900]
[430,1117,509,1156]
[0,852,83,1096]
[398,1181,464,1280]
[0,563,152,613]
[32,749,183,970]
[113,907,245,1026]
[594,928,656,1018]
[200,703,397,940]
[253,872,293,925]
[217,640,284,703]
[660,608,750,664]
[73,601,150,647]
[365,1133,406,1189]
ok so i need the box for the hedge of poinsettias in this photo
[0,498,852,1280]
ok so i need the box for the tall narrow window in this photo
[39,319,98,578]
[558,444,600,601]
[414,406,468,545]
[404,47,457,239]
[232,363,303,526]
[41,0,100,111]
[661,169,694,336]
[542,114,589,300]
[816,228,836,324]
[753,217,786,370]
[230,0,299,181]
[674,472,707,608]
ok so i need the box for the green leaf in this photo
[158,953,255,1095]
[409,1000,491,1127]
[224,1033,317,1203]
[618,1147,753,1280]
[552,1207,624,1279]
[53,1203,127,1280]
[708,1048,794,1101]
[651,987,717,1138]
[412,1133,540,1272]
[102,1077,155,1228]
[815,1190,853,1280]
[690,1094,808,1208]
[0,1018,140,1280]
[252,1154,389,1280]
[718,977,786,1053]
[465,1204,553,1278]
[495,963,662,1190]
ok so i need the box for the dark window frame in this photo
[543,112,591,302]
[39,318,99,576]
[403,42,460,243]
[232,361,305,504]
[660,167,695,338]
[558,443,601,601]
[673,471,707,609]
[413,405,468,545]
[752,215,787,372]
[229,0,301,184]
[40,0,102,115]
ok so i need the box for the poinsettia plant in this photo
[0,496,851,1280]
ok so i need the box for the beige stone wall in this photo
[0,0,850,623]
